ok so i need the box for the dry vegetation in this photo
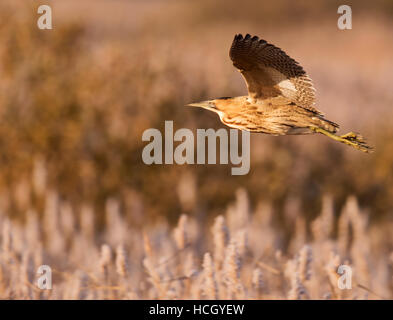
[0,0,392,299]
[1,185,393,299]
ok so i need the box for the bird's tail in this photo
[310,126,373,153]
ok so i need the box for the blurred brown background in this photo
[0,0,393,228]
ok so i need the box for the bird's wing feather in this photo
[229,34,319,113]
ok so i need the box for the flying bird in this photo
[186,34,372,152]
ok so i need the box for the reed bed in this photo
[0,181,392,299]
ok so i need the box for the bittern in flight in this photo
[187,34,372,152]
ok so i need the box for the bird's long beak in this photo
[185,100,216,110]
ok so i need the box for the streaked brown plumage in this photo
[187,34,372,152]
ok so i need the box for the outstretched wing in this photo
[229,34,318,113]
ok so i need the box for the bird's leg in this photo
[309,127,373,153]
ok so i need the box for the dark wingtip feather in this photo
[233,33,265,44]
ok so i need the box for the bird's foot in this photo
[310,127,373,153]
[340,132,364,142]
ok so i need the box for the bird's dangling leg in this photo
[310,127,373,153]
